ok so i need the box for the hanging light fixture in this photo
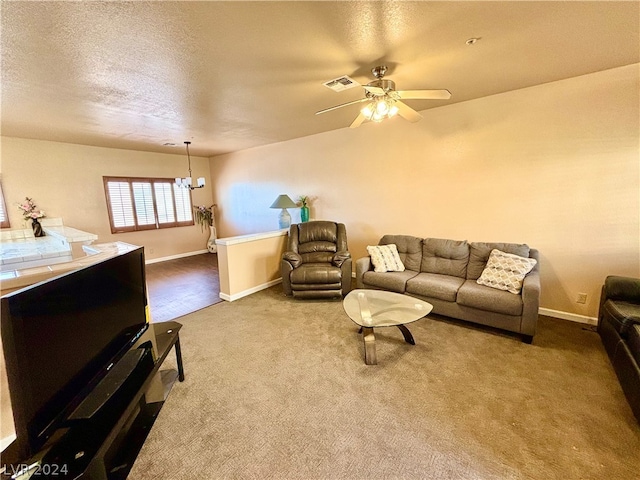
[361,96,399,123]
[175,141,205,190]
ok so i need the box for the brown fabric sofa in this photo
[355,235,541,343]
[281,221,352,299]
[597,276,640,422]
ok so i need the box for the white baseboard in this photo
[538,307,598,326]
[220,278,283,302]
[145,249,209,264]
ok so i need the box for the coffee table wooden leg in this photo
[396,324,415,345]
[362,327,377,365]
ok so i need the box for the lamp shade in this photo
[270,194,297,209]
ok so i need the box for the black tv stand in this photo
[3,321,184,480]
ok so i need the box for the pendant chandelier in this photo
[175,141,205,190]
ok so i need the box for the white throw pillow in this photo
[476,249,537,294]
[367,244,405,273]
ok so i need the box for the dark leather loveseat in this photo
[597,275,640,422]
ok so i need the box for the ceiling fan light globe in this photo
[376,100,389,115]
[389,105,399,117]
[361,104,374,119]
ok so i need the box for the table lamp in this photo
[270,194,298,229]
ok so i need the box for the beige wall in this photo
[0,138,214,260]
[210,65,640,318]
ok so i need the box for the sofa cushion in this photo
[299,241,337,254]
[406,273,465,302]
[603,299,640,337]
[362,270,419,293]
[421,238,469,278]
[291,264,342,285]
[476,249,537,294]
[605,276,640,302]
[467,242,531,280]
[298,221,337,243]
[379,235,422,272]
[301,252,335,264]
[457,280,523,316]
[367,244,405,273]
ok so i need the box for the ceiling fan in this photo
[316,65,451,128]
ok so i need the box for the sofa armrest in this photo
[282,251,302,269]
[333,251,351,268]
[520,268,541,337]
[340,257,353,296]
[355,256,372,289]
[280,259,294,296]
[604,276,640,303]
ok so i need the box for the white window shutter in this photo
[154,182,176,224]
[173,185,193,222]
[132,182,156,226]
[107,181,135,228]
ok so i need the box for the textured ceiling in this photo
[1,1,638,157]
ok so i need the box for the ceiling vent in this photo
[322,75,359,92]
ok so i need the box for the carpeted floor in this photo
[129,285,640,480]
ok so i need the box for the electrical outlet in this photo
[576,293,587,304]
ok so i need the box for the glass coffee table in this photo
[343,289,433,365]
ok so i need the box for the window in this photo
[0,182,10,228]
[103,176,194,233]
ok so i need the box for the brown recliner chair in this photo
[281,221,352,299]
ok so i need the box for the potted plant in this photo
[17,197,46,237]
[193,204,214,231]
[298,196,310,223]
[193,204,217,253]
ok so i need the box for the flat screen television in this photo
[1,246,149,460]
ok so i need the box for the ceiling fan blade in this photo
[395,101,423,123]
[396,89,452,100]
[315,97,369,115]
[363,85,385,96]
[349,112,366,129]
